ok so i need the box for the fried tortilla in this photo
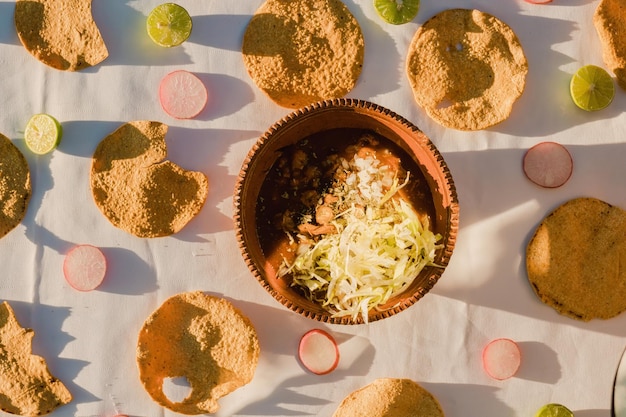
[137,291,260,414]
[90,121,209,238]
[594,0,626,91]
[526,197,626,321]
[333,378,444,417]
[14,0,108,71]
[242,0,364,108]
[0,301,72,416]
[406,8,528,131]
[0,133,31,239]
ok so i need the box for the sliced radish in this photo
[159,70,208,119]
[523,141,573,188]
[63,244,107,291]
[298,329,339,375]
[482,338,521,380]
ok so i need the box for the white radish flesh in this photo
[523,141,573,188]
[298,329,339,375]
[482,338,521,380]
[159,70,208,119]
[63,244,107,291]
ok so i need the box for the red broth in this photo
[256,128,436,289]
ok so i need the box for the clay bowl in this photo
[234,99,459,324]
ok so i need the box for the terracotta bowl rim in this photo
[233,98,459,325]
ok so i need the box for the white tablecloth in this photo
[1,0,625,416]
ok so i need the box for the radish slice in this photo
[159,70,208,119]
[523,141,573,188]
[298,329,339,375]
[482,338,521,380]
[63,244,107,291]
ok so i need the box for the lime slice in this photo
[24,113,62,155]
[570,64,615,111]
[374,0,420,25]
[534,403,574,417]
[146,3,192,47]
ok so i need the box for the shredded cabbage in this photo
[278,151,442,323]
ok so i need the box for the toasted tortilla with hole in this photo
[333,378,444,417]
[406,8,528,131]
[0,133,31,239]
[14,0,108,71]
[137,292,260,415]
[242,0,364,108]
[90,121,208,238]
[0,301,72,416]
[526,197,626,321]
[594,0,626,91]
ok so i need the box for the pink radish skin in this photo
[298,329,339,375]
[63,244,107,292]
[159,70,208,119]
[482,338,521,380]
[523,141,573,188]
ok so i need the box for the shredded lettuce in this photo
[278,152,442,323]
